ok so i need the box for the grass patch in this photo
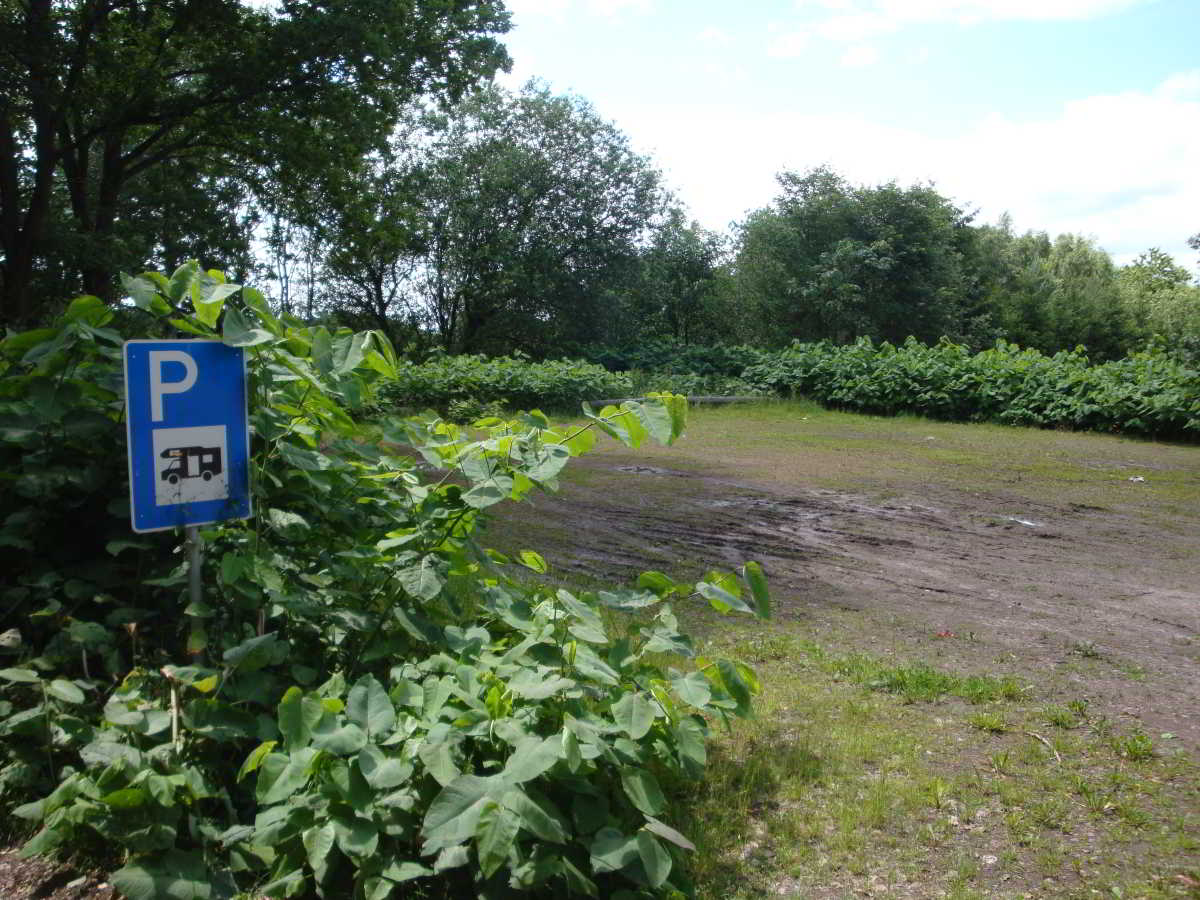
[740,633,1028,705]
[678,623,1200,899]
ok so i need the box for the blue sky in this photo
[498,0,1200,268]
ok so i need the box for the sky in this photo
[497,0,1200,268]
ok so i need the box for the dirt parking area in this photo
[490,404,1200,751]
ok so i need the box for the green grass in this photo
[545,399,1200,513]
[677,625,1200,900]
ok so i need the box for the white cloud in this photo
[766,30,811,58]
[800,0,1153,42]
[613,70,1200,266]
[586,0,653,16]
[816,11,893,41]
[698,26,733,46]
[504,0,570,20]
[839,44,880,67]
[504,0,651,21]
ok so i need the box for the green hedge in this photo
[742,338,1199,438]
[583,341,766,377]
[377,354,635,413]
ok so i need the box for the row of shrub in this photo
[372,338,1197,438]
[582,341,765,377]
[624,371,769,400]
[376,354,635,414]
[374,353,772,420]
[742,338,1200,438]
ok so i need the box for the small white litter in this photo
[1128,475,1146,483]
[1002,516,1041,528]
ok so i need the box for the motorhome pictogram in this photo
[160,446,223,484]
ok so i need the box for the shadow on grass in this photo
[671,724,825,898]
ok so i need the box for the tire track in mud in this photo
[498,457,1200,748]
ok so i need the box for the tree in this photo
[1039,233,1130,358]
[426,83,666,355]
[734,167,974,346]
[1119,247,1200,343]
[288,82,663,356]
[0,0,510,325]
[621,208,731,345]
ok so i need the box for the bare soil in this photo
[0,852,115,900]
[491,430,1200,751]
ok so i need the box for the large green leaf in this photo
[421,774,503,853]
[636,831,672,888]
[461,481,510,509]
[507,670,575,700]
[111,849,211,900]
[277,686,309,749]
[474,801,520,878]
[716,658,754,714]
[222,632,277,670]
[121,273,161,312]
[357,745,412,789]
[397,555,444,601]
[518,550,548,574]
[743,561,772,619]
[631,398,674,445]
[237,741,278,782]
[589,826,639,873]
[417,726,461,786]
[222,306,274,348]
[193,282,240,329]
[620,767,665,816]
[303,823,336,879]
[333,814,379,858]
[501,735,561,784]
[382,861,433,884]
[643,815,696,851]
[502,788,568,844]
[311,722,368,756]
[166,261,201,303]
[258,747,318,805]
[347,674,396,738]
[611,692,655,740]
[696,579,755,615]
[670,671,711,708]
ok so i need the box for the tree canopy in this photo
[0,0,511,324]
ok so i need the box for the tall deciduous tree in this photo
[619,208,731,345]
[734,167,974,347]
[421,83,665,355]
[0,0,510,325]
[1119,247,1200,343]
[288,83,665,355]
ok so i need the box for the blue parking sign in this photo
[124,340,252,533]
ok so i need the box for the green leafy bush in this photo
[625,371,770,399]
[377,353,634,415]
[742,337,1200,438]
[584,340,766,377]
[0,265,769,899]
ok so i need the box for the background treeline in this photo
[3,2,1197,365]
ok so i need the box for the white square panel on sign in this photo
[152,425,229,506]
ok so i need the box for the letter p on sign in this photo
[149,350,198,421]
